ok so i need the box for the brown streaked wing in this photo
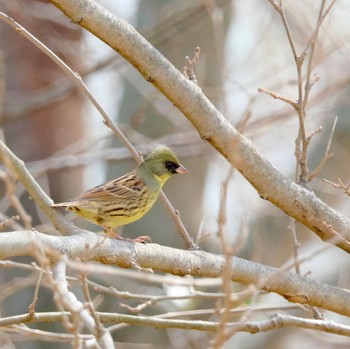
[76,171,146,202]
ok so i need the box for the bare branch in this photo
[0,214,21,231]
[28,268,44,318]
[4,310,350,337]
[308,116,337,181]
[258,87,297,108]
[0,169,32,229]
[183,46,201,86]
[51,259,114,348]
[323,178,350,197]
[1,230,350,318]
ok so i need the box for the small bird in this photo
[52,146,188,243]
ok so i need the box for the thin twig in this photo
[104,311,350,336]
[257,87,297,108]
[307,116,337,181]
[303,0,337,109]
[7,324,93,343]
[28,268,44,318]
[183,46,201,86]
[212,175,235,349]
[287,219,301,274]
[0,214,21,231]
[0,169,32,229]
[323,178,350,197]
[79,273,105,338]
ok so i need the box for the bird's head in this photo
[139,146,188,185]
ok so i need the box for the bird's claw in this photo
[131,235,152,244]
[107,233,152,244]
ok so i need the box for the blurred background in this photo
[1,0,350,348]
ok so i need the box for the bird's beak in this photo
[176,164,189,174]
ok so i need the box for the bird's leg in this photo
[111,234,152,244]
[103,226,151,244]
[103,226,119,239]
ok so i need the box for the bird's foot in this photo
[106,232,152,244]
[103,227,151,243]
[130,235,152,244]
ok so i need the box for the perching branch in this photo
[1,230,350,318]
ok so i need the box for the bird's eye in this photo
[165,161,179,174]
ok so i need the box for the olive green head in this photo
[138,146,188,185]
